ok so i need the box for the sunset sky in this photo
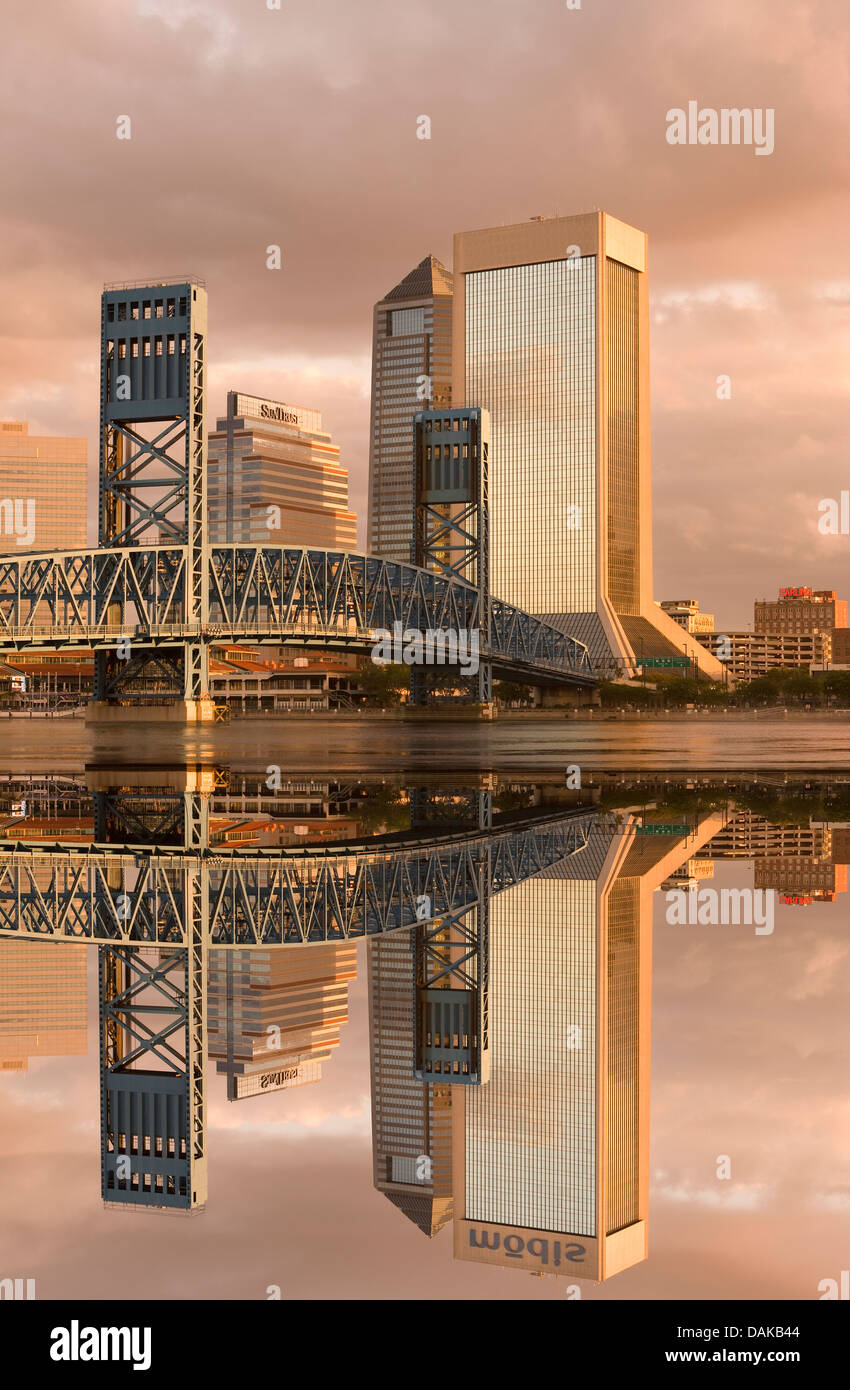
[0,0,847,626]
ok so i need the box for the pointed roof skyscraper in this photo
[367,255,454,561]
[382,254,453,302]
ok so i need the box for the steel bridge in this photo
[0,278,594,712]
[0,541,594,688]
[0,809,594,948]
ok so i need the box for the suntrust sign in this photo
[260,403,301,424]
[232,393,322,435]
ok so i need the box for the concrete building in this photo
[209,647,363,712]
[659,599,715,634]
[706,811,847,904]
[698,630,830,683]
[367,256,453,562]
[0,420,87,553]
[831,629,850,665]
[754,587,847,638]
[451,213,725,680]
[208,392,356,548]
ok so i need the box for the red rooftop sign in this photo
[779,587,813,598]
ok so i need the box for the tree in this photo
[494,680,534,706]
[357,662,409,707]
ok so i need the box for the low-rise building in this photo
[209,646,364,712]
[754,587,847,637]
[697,630,830,683]
[658,599,715,634]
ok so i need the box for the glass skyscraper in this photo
[454,213,724,678]
[453,811,726,1281]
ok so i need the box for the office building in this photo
[0,420,87,553]
[208,943,357,1100]
[754,587,847,637]
[452,812,725,1280]
[451,212,725,679]
[0,940,87,1071]
[659,599,715,634]
[367,256,453,562]
[208,392,356,548]
[367,932,454,1236]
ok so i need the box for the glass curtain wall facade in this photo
[462,876,598,1235]
[454,213,726,679]
[451,817,665,1281]
[465,258,597,615]
[0,420,87,552]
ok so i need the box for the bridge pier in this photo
[86,698,217,724]
[87,639,216,722]
[540,684,601,710]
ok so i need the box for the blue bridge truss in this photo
[0,542,595,685]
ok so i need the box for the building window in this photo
[389,307,425,336]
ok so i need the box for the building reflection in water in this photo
[0,767,846,1280]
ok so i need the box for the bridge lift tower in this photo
[410,407,492,707]
[92,279,212,719]
[410,785,492,1086]
[97,767,215,1211]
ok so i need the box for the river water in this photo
[0,718,847,1303]
[0,712,847,772]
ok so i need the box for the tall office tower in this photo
[452,811,725,1281]
[0,940,87,1071]
[0,421,87,552]
[452,213,724,678]
[367,932,454,1236]
[367,256,453,562]
[208,943,357,1100]
[208,392,356,549]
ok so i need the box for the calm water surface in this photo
[0,713,846,772]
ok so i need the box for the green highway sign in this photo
[637,656,690,669]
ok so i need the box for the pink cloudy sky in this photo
[0,0,847,626]
[0,872,848,1301]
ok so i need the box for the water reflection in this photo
[0,765,847,1284]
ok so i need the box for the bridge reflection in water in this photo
[0,766,724,1283]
